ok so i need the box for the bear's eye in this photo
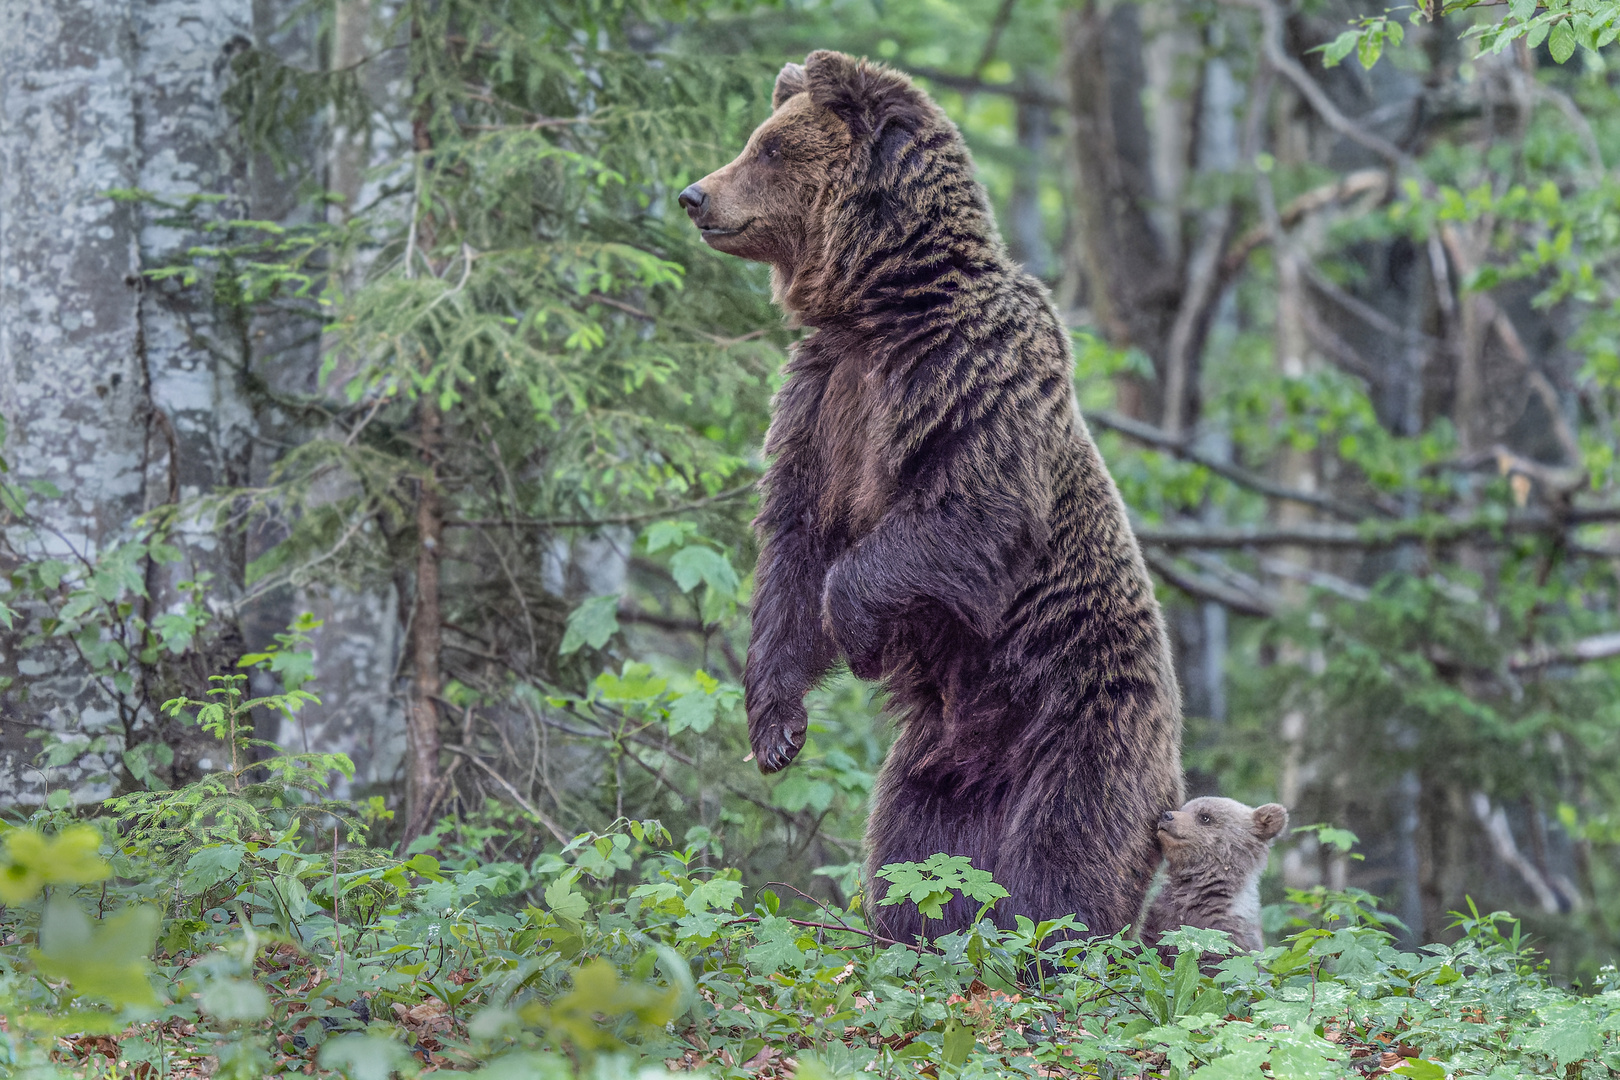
[1197,813,1213,825]
[759,137,782,162]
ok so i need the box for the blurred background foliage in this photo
[9,0,1620,990]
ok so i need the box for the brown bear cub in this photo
[680,50,1184,943]
[1141,797,1289,962]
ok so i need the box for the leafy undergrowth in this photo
[0,674,1615,1078]
[3,797,1620,1080]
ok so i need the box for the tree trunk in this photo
[1060,0,1177,420]
[404,391,446,842]
[0,0,256,798]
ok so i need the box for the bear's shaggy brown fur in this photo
[1141,797,1288,960]
[680,50,1184,942]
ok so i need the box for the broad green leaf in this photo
[1,826,110,902]
[669,545,739,597]
[592,661,667,703]
[545,877,589,922]
[33,901,160,1008]
[200,977,270,1021]
[667,689,719,735]
[1357,30,1383,69]
[183,844,246,892]
[745,915,806,974]
[559,594,620,656]
[643,520,697,553]
[1550,19,1577,61]
[319,1034,417,1080]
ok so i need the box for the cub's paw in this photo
[822,563,884,679]
[748,698,808,773]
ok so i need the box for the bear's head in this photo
[677,50,953,313]
[1156,797,1288,878]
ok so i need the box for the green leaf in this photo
[1509,0,1536,21]
[1357,30,1384,69]
[643,520,697,553]
[182,844,246,892]
[200,977,270,1021]
[667,689,719,735]
[545,877,589,922]
[318,1034,417,1080]
[1392,1060,1447,1080]
[745,915,807,974]
[941,1020,976,1066]
[669,545,739,598]
[1549,18,1576,60]
[1526,1003,1602,1066]
[1193,1043,1270,1079]
[559,594,620,656]
[592,661,667,703]
[32,901,160,1008]
[1318,30,1359,68]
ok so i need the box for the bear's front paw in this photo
[822,564,884,679]
[748,698,808,773]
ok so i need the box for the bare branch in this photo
[1510,631,1620,671]
[1219,0,1412,169]
[908,66,1063,108]
[972,0,1020,79]
[1135,503,1620,549]
[446,480,758,531]
[1086,409,1386,520]
[1222,169,1390,277]
[444,743,571,844]
[1142,548,1277,617]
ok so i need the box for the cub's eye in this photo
[759,137,782,161]
[1197,814,1213,825]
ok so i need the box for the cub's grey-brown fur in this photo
[1141,797,1288,960]
[679,51,1184,942]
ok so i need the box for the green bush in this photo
[1,703,1617,1079]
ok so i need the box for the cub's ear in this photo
[1252,804,1289,842]
[773,62,807,110]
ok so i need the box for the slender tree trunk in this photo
[405,391,446,841]
[401,102,445,843]
[1060,0,1176,420]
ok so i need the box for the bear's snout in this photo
[678,184,708,217]
[1158,810,1175,825]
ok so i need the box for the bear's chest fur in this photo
[812,345,894,538]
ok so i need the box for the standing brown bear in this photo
[680,50,1183,942]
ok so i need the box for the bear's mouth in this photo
[701,219,753,241]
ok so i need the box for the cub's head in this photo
[677,50,936,274]
[1156,797,1288,877]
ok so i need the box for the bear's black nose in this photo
[1159,810,1176,825]
[678,184,708,216]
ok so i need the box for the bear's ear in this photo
[804,49,925,168]
[1252,804,1289,842]
[804,50,868,133]
[773,62,807,110]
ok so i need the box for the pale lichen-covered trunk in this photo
[0,0,414,802]
[0,0,252,798]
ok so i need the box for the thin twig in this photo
[1220,0,1412,170]
[443,744,570,843]
[444,481,758,530]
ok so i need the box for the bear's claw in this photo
[752,726,803,773]
[747,698,807,773]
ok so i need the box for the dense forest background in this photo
[7,0,1620,996]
